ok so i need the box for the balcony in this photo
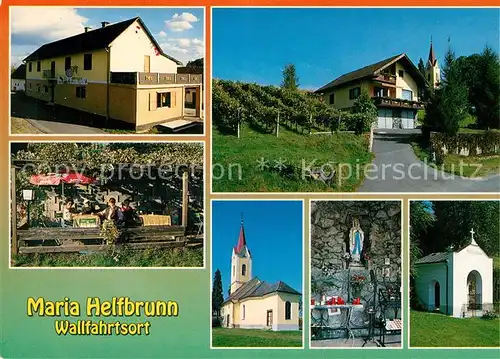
[42,70,56,79]
[373,73,396,85]
[372,96,424,110]
[110,72,203,86]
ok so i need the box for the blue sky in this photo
[11,7,204,66]
[212,200,303,299]
[212,8,500,90]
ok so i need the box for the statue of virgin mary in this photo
[349,218,364,264]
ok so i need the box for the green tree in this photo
[409,201,435,277]
[431,201,500,257]
[424,46,468,135]
[473,47,499,129]
[451,47,500,130]
[186,58,204,68]
[352,88,377,134]
[281,64,300,90]
[417,57,426,77]
[212,269,224,318]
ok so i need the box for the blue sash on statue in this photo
[353,231,361,255]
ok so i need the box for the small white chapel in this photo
[414,229,493,318]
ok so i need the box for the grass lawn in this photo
[11,247,203,267]
[410,310,500,347]
[11,117,44,134]
[212,328,302,347]
[411,135,500,177]
[212,124,373,192]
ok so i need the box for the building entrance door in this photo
[266,310,273,327]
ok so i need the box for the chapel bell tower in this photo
[425,40,441,88]
[230,217,252,294]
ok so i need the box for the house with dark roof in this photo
[414,229,493,318]
[315,44,439,129]
[11,64,26,92]
[220,219,301,331]
[23,17,203,132]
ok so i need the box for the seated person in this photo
[62,198,75,226]
[98,198,122,223]
[119,199,137,226]
[81,199,94,215]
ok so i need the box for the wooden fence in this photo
[15,225,203,254]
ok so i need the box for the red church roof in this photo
[234,220,246,254]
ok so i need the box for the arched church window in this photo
[285,301,291,320]
[242,264,247,276]
[242,305,245,320]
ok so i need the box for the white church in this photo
[414,229,493,318]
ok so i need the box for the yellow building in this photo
[23,17,203,132]
[221,220,301,331]
[315,53,426,129]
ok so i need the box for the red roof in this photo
[234,221,246,254]
[428,42,437,66]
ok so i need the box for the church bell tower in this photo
[425,40,441,88]
[230,217,252,294]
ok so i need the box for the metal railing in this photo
[110,72,203,85]
[372,96,424,109]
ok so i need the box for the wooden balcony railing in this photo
[372,96,424,109]
[373,73,396,84]
[110,72,203,85]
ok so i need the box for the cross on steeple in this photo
[470,228,478,245]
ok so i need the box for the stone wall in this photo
[310,201,402,338]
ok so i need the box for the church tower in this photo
[230,218,252,294]
[425,40,441,88]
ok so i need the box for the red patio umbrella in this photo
[29,172,97,196]
[60,173,98,185]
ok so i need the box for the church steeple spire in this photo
[425,38,441,88]
[235,216,247,254]
[428,39,437,66]
[230,215,252,294]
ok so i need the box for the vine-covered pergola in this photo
[10,143,204,255]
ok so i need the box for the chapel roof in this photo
[415,252,449,264]
[223,278,301,305]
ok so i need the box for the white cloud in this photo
[157,31,167,38]
[171,12,199,23]
[165,12,199,32]
[11,7,89,65]
[11,7,89,44]
[165,21,193,32]
[160,37,204,64]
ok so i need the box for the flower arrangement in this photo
[351,274,366,296]
[100,219,120,244]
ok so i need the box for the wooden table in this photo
[139,215,171,226]
[72,214,101,228]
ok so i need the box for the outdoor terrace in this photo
[110,72,203,86]
[372,96,424,110]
